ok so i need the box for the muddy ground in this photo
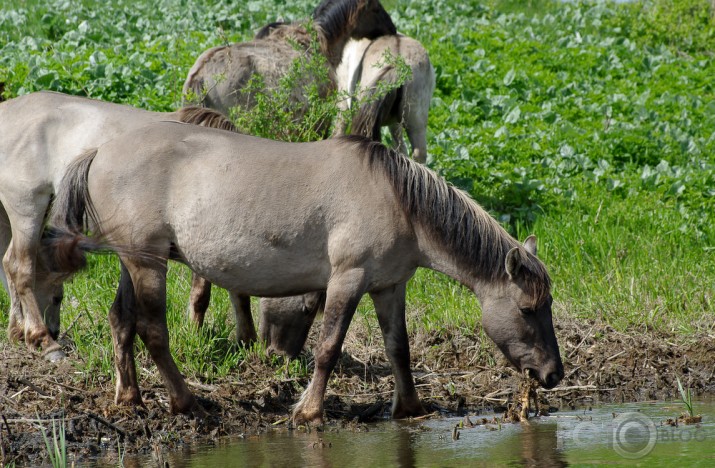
[1,316,714,466]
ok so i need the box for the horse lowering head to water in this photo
[182,0,396,119]
[260,238,560,387]
[0,91,238,361]
[48,123,563,422]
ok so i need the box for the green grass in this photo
[39,417,68,468]
[2,0,715,384]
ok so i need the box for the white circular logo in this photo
[612,412,657,459]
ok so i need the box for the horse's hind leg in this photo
[1,203,24,342]
[2,210,63,359]
[110,262,142,407]
[292,270,365,425]
[404,102,429,164]
[369,282,425,419]
[229,292,257,344]
[188,273,211,328]
[125,259,196,414]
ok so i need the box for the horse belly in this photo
[180,239,331,296]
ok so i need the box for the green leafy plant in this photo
[229,23,338,142]
[676,375,695,418]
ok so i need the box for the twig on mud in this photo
[59,311,83,342]
[51,379,84,393]
[536,385,601,393]
[564,366,582,379]
[14,377,49,397]
[1,414,12,436]
[9,387,29,399]
[415,371,476,381]
[0,426,5,465]
[567,325,595,359]
[3,416,83,425]
[411,412,438,421]
[86,412,128,440]
[272,417,290,426]
[606,350,626,361]
[187,381,217,392]
[1,396,16,409]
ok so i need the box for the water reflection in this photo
[120,399,715,467]
[519,422,567,468]
[394,424,417,468]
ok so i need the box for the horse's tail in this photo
[44,149,102,275]
[350,66,402,142]
[176,106,237,133]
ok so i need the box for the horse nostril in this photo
[544,371,562,389]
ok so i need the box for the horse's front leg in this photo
[370,282,426,419]
[110,263,142,407]
[230,292,257,345]
[188,273,211,328]
[126,259,196,414]
[292,270,365,425]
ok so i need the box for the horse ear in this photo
[524,235,537,256]
[505,247,523,279]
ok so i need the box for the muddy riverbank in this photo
[1,317,714,466]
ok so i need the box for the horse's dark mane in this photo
[313,0,395,44]
[344,135,551,301]
[255,21,290,40]
[176,106,237,133]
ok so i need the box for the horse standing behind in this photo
[0,91,238,361]
[334,34,435,163]
[48,122,563,423]
[182,0,396,121]
[254,33,435,356]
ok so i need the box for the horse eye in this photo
[519,307,535,315]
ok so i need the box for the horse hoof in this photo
[44,349,66,362]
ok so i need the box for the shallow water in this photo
[122,399,715,467]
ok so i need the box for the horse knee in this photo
[3,250,34,292]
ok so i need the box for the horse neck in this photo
[415,228,478,292]
[413,222,513,301]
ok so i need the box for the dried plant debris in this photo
[2,317,715,464]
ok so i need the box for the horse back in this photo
[84,123,418,292]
